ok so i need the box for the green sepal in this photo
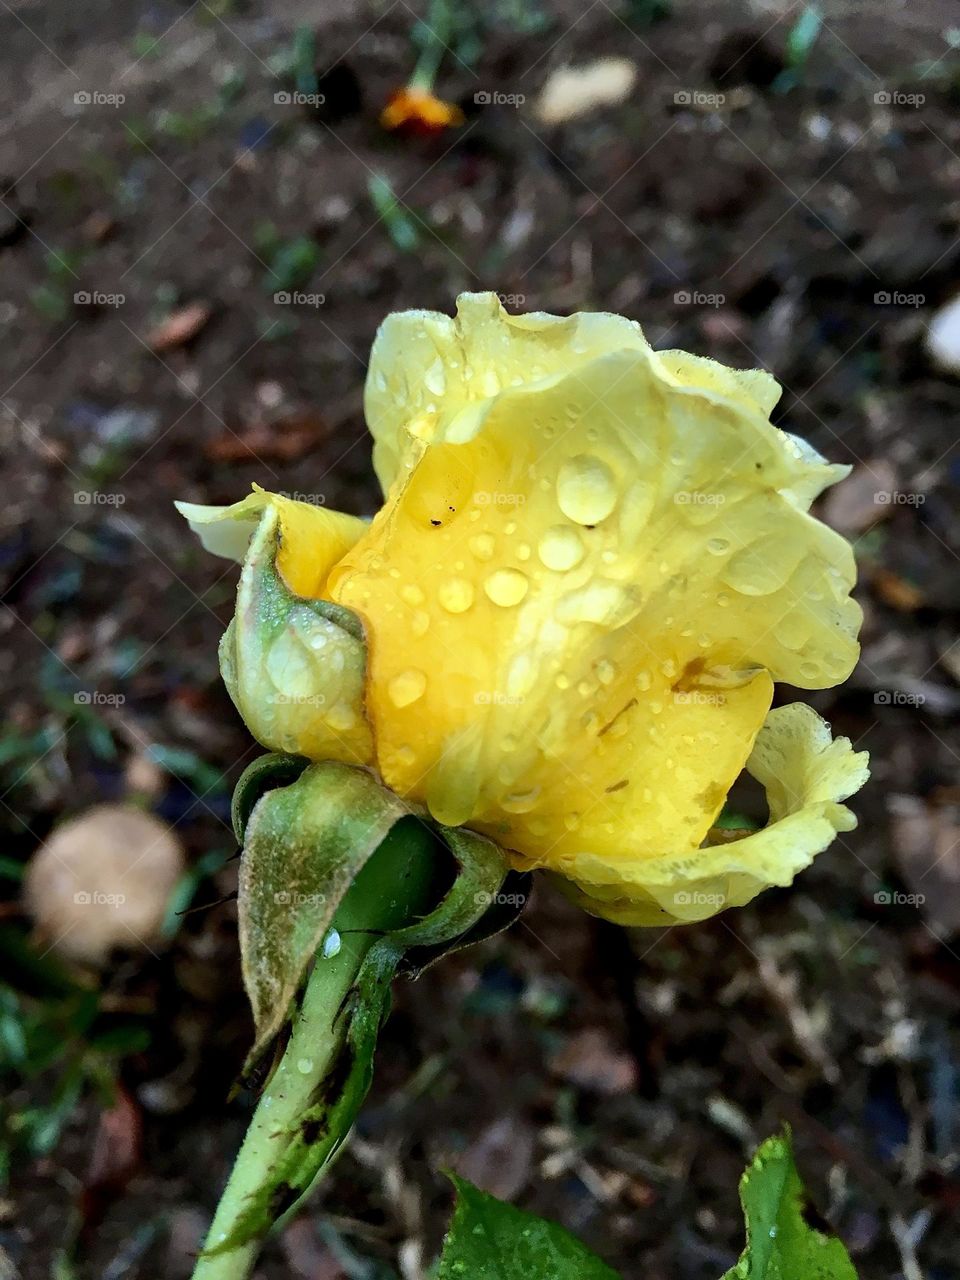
[231,752,309,843]
[207,821,517,1256]
[239,761,409,1062]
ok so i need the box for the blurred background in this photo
[2,1,960,1276]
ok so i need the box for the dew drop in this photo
[595,657,617,685]
[388,668,427,708]
[438,578,475,613]
[297,1057,314,1075]
[411,610,430,637]
[556,455,618,525]
[707,537,730,555]
[468,532,495,561]
[538,525,585,571]
[636,670,652,691]
[326,702,357,732]
[424,357,447,396]
[401,583,425,606]
[484,568,529,607]
[322,928,341,958]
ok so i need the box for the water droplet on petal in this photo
[538,525,585,571]
[556,455,618,525]
[388,668,427,707]
[401,584,425,606]
[469,532,495,561]
[438,578,475,613]
[322,928,341,958]
[484,568,529,607]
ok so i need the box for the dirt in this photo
[2,1,960,1277]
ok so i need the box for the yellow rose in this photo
[179,293,868,926]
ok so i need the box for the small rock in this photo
[24,805,185,965]
[536,59,637,126]
[926,294,960,372]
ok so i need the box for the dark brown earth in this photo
[2,1,960,1277]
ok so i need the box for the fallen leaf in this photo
[455,1115,535,1201]
[873,568,925,612]
[823,460,897,535]
[549,1027,638,1096]
[536,59,637,126]
[83,1085,142,1222]
[889,794,960,936]
[204,411,329,463]
[148,302,212,352]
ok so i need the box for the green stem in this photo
[192,819,438,1280]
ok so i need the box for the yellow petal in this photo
[330,332,860,868]
[176,488,368,598]
[552,704,869,925]
[363,291,653,494]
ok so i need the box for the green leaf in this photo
[439,1176,620,1280]
[722,1129,858,1280]
[239,761,409,1059]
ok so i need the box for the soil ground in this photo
[2,1,960,1277]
